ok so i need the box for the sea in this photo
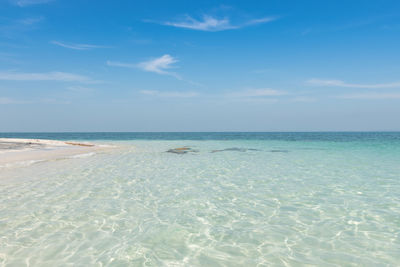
[0,132,399,266]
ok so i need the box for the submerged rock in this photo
[269,150,289,153]
[211,147,260,153]
[166,147,198,154]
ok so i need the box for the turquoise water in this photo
[0,133,400,266]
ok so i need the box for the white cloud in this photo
[308,78,400,88]
[107,54,180,78]
[0,71,95,83]
[337,93,400,99]
[140,90,198,98]
[157,15,277,32]
[228,88,286,97]
[12,0,54,7]
[51,41,108,50]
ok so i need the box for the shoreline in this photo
[0,138,112,169]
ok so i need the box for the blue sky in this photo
[1,0,400,131]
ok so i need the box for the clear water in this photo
[0,133,399,266]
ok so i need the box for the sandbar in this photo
[0,138,111,169]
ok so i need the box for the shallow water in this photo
[0,133,400,266]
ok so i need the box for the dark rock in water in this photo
[269,150,289,153]
[166,147,198,154]
[211,147,260,153]
[174,151,188,154]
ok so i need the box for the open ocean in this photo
[0,132,399,266]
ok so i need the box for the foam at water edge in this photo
[68,152,96,159]
[0,159,46,169]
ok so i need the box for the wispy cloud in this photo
[140,90,198,98]
[0,71,96,83]
[18,17,44,25]
[11,0,54,7]
[308,78,400,89]
[67,85,94,93]
[228,88,286,98]
[107,54,180,78]
[0,52,23,65]
[290,96,317,102]
[51,41,108,50]
[300,15,392,36]
[337,93,400,99]
[138,54,178,75]
[106,61,136,68]
[151,15,277,32]
[0,16,44,37]
[0,97,29,104]
[252,69,271,74]
[220,88,286,103]
[163,15,234,31]
[0,97,72,105]
[245,17,277,26]
[236,98,279,103]
[0,97,17,104]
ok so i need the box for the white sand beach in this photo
[0,138,110,169]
